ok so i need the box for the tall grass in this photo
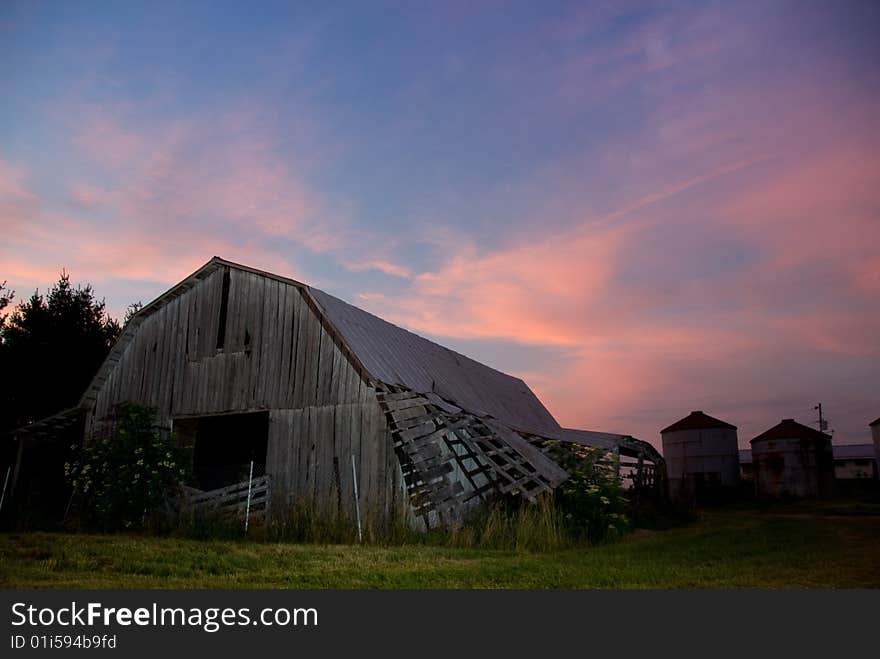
[447,496,568,551]
[155,494,616,552]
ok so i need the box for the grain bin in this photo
[660,411,739,503]
[751,419,833,498]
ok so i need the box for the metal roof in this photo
[751,418,831,444]
[309,287,562,436]
[661,411,737,433]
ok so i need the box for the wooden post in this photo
[0,466,11,514]
[62,489,75,525]
[351,454,363,543]
[244,460,254,534]
[10,435,23,496]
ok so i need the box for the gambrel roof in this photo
[79,257,659,461]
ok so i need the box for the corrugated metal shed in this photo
[309,288,562,436]
[831,444,876,460]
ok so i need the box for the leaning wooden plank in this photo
[395,421,438,443]
[422,392,463,415]
[183,475,270,504]
[375,390,424,403]
[483,419,569,487]
[382,397,435,413]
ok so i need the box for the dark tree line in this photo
[0,273,124,432]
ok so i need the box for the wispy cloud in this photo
[344,259,413,279]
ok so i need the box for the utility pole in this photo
[814,403,827,433]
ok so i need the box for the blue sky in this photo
[2,0,878,447]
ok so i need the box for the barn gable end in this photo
[81,259,408,523]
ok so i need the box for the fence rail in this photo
[177,474,270,522]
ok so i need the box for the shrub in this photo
[65,403,187,531]
[545,441,630,543]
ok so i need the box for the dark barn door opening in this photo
[174,411,269,491]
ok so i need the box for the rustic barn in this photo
[751,419,833,498]
[12,258,663,530]
[660,411,740,503]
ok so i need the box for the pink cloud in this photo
[345,259,413,279]
[70,107,346,253]
[68,182,110,210]
[74,114,146,168]
[0,157,39,231]
[351,78,879,443]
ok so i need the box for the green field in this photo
[2,500,879,589]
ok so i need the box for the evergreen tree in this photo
[0,271,121,431]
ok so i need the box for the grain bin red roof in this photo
[751,418,831,444]
[660,411,737,433]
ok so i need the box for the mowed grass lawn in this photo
[2,501,879,588]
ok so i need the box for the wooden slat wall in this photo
[265,393,405,522]
[85,267,407,522]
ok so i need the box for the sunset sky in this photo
[2,1,878,449]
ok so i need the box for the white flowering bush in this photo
[545,441,630,542]
[65,403,187,530]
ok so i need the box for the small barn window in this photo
[216,269,231,351]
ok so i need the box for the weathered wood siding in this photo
[267,399,407,522]
[84,266,406,518]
